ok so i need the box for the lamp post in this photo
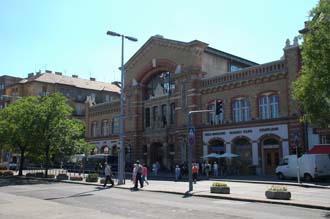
[107,30,137,185]
[187,109,212,191]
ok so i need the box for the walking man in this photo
[134,160,143,189]
[103,162,114,187]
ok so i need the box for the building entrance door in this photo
[264,147,279,175]
[150,142,163,167]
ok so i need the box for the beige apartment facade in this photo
[4,71,120,120]
[86,36,304,175]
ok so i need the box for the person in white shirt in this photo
[103,163,114,187]
[213,162,219,177]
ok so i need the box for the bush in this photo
[86,173,99,182]
[212,182,228,187]
[36,172,44,178]
[267,185,288,192]
[26,172,36,177]
[70,176,83,181]
[56,173,69,180]
[47,174,55,179]
[0,170,14,177]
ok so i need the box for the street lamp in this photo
[107,30,137,185]
[187,109,212,191]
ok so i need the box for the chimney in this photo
[55,72,62,75]
[28,73,34,78]
[90,77,96,81]
[72,75,78,78]
[45,70,52,73]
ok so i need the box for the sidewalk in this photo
[9,171,330,210]
[54,177,330,210]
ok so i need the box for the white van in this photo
[276,154,330,181]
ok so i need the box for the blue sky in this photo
[0,0,318,82]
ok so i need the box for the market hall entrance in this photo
[150,142,163,167]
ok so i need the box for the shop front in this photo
[203,124,289,175]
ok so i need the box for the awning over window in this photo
[308,145,330,154]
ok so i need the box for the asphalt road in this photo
[0,182,329,219]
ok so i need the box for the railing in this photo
[202,60,285,88]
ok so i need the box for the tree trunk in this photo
[19,148,25,176]
[45,144,49,178]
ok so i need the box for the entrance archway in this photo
[112,145,118,156]
[232,137,252,175]
[100,146,109,154]
[150,142,163,167]
[208,138,225,154]
[262,138,280,175]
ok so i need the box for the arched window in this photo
[102,120,110,136]
[145,72,174,100]
[91,122,98,137]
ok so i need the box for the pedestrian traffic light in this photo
[215,99,223,115]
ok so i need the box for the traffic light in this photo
[215,99,223,115]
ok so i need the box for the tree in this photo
[293,0,330,127]
[0,96,40,175]
[35,93,90,177]
[0,93,92,177]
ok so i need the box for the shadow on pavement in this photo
[0,176,55,187]
[182,191,192,198]
[44,186,111,200]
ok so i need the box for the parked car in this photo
[276,154,330,181]
[8,162,17,170]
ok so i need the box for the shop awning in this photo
[308,145,330,154]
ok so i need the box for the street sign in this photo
[188,127,195,145]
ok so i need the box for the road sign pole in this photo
[188,113,193,192]
[187,109,212,192]
[294,132,301,184]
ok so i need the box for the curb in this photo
[114,186,330,211]
[211,179,330,190]
[15,176,330,211]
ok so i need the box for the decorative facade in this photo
[86,35,305,175]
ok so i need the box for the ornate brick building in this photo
[86,35,304,175]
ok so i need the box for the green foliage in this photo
[0,96,40,175]
[0,93,91,176]
[211,182,228,187]
[86,173,99,182]
[293,0,330,127]
[267,185,288,192]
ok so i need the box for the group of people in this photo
[174,161,226,182]
[131,160,149,190]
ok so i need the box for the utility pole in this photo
[187,110,212,191]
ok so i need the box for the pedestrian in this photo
[175,165,180,181]
[213,161,218,177]
[192,163,198,183]
[103,163,114,187]
[152,162,158,176]
[142,163,149,185]
[131,163,137,185]
[205,161,210,178]
[134,160,143,189]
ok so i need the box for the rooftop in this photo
[19,72,120,93]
